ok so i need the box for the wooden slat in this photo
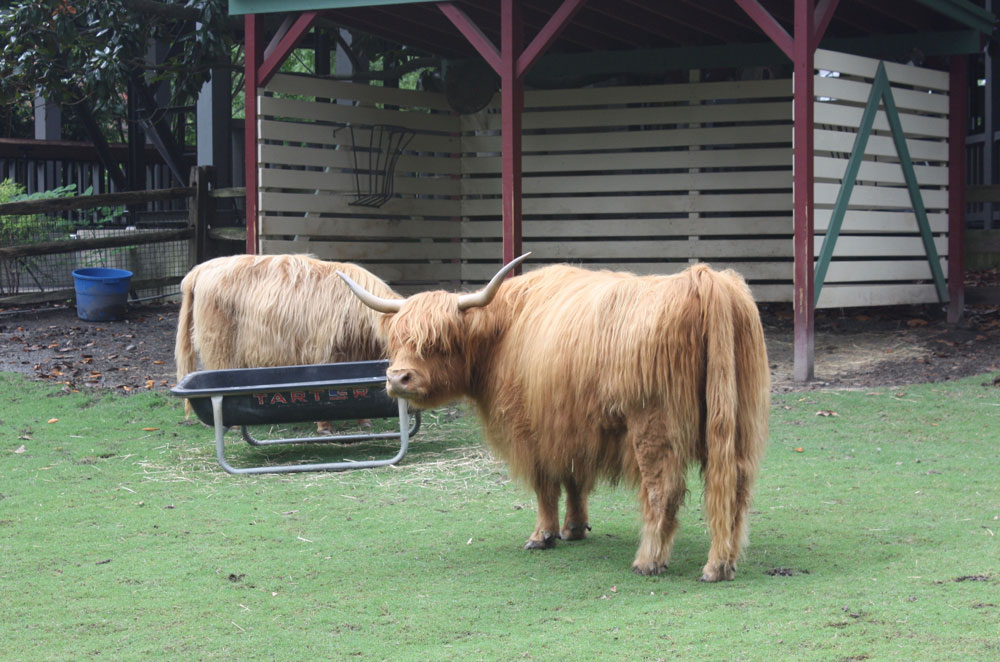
[258,96,457,133]
[259,167,461,196]
[259,119,459,152]
[522,78,791,108]
[815,49,950,92]
[264,73,454,111]
[259,191,459,217]
[462,216,792,238]
[260,215,459,239]
[461,124,792,153]
[815,76,948,115]
[463,147,793,174]
[814,155,947,187]
[262,239,461,262]
[461,260,792,282]
[467,102,792,133]
[814,102,947,138]
[463,192,793,217]
[259,144,461,175]
[814,183,949,210]
[814,129,948,162]
[812,234,948,257]
[461,238,791,260]
[814,209,948,234]
[816,283,942,308]
[823,259,949,283]
[461,170,791,196]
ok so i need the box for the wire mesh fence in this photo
[0,184,199,306]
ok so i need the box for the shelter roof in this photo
[229,0,996,63]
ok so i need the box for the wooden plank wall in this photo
[255,52,950,307]
[813,49,950,308]
[459,78,795,302]
[256,74,462,290]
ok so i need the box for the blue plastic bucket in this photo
[72,268,133,321]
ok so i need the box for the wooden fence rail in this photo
[0,168,236,306]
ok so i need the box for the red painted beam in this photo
[244,14,263,255]
[947,54,968,323]
[438,3,502,75]
[734,0,794,60]
[257,11,320,88]
[813,0,842,45]
[792,0,815,382]
[501,0,524,270]
[516,0,587,78]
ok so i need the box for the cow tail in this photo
[701,270,740,561]
[174,267,199,418]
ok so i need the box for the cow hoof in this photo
[560,522,591,541]
[632,562,668,576]
[524,531,557,550]
[700,562,736,582]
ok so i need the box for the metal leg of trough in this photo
[212,396,414,475]
[239,410,420,447]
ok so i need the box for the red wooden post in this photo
[440,0,582,273]
[500,0,524,269]
[792,0,816,382]
[244,15,262,255]
[948,54,968,323]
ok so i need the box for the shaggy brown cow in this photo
[339,255,769,581]
[175,254,399,431]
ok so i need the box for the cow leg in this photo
[316,421,333,435]
[524,474,560,550]
[629,417,687,576]
[560,475,591,541]
[701,457,757,582]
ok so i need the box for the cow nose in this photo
[387,369,413,394]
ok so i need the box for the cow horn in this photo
[457,252,531,311]
[337,271,404,314]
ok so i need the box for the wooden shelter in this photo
[229,0,996,380]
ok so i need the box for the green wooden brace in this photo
[814,61,949,306]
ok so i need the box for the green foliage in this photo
[0,0,233,122]
[0,179,79,242]
[0,373,996,660]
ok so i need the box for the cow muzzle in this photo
[386,368,419,399]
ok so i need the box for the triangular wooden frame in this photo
[813,61,949,305]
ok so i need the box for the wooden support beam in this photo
[814,0,842,43]
[500,0,524,269]
[438,3,502,74]
[516,0,587,78]
[948,54,968,323]
[792,0,816,382]
[440,0,582,272]
[244,14,262,255]
[258,11,320,87]
[734,0,794,59]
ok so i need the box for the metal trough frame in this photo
[172,360,419,474]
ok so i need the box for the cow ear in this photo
[457,253,531,310]
[337,271,404,313]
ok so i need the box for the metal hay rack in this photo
[337,123,416,208]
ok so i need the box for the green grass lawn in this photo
[1,371,998,661]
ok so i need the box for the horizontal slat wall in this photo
[459,77,794,301]
[256,74,462,289]
[813,49,950,308]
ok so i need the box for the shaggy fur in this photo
[365,263,769,581]
[174,254,399,428]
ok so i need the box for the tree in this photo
[0,0,235,187]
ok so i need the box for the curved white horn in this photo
[337,271,404,314]
[457,252,531,311]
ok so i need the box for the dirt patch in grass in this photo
[1,298,999,393]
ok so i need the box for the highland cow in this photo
[175,254,399,433]
[339,255,769,581]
